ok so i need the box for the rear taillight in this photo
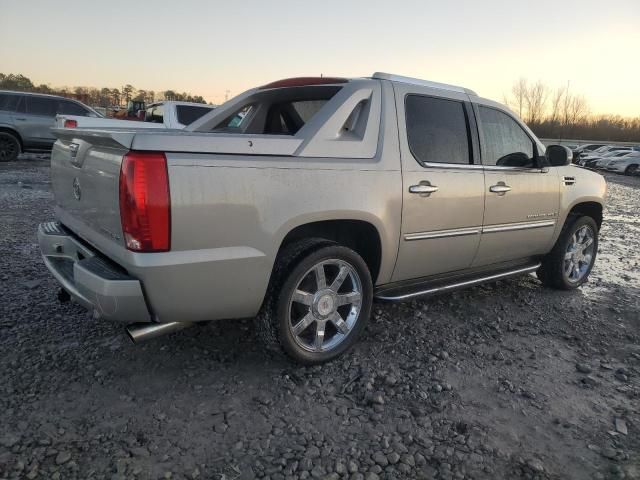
[119,151,170,252]
[64,119,78,128]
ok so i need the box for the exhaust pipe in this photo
[126,321,193,343]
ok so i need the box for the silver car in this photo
[0,90,100,161]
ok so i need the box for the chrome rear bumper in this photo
[38,222,151,323]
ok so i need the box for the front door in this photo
[392,84,485,282]
[472,104,560,266]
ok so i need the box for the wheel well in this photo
[0,127,23,151]
[569,202,603,230]
[280,220,382,282]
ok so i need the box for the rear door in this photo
[392,83,485,282]
[472,104,560,266]
[15,95,58,148]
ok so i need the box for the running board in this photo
[375,263,541,301]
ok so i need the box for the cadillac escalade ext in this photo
[38,73,606,364]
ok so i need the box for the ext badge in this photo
[72,177,81,201]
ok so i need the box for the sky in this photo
[1,0,639,116]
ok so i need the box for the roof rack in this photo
[372,72,477,96]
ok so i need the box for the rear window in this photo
[0,93,21,112]
[176,105,214,125]
[145,105,164,123]
[211,85,341,135]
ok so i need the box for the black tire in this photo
[0,132,21,162]
[537,215,598,290]
[256,239,373,364]
[625,164,638,176]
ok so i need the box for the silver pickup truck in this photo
[38,73,606,364]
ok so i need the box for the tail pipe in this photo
[126,321,193,343]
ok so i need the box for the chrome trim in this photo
[416,162,549,173]
[376,264,541,301]
[482,165,549,173]
[405,227,480,241]
[482,220,555,234]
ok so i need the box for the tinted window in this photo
[58,100,89,116]
[405,95,471,165]
[176,105,213,125]
[478,106,535,167]
[25,96,57,116]
[0,93,20,112]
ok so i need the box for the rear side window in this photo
[478,106,535,167]
[57,100,89,116]
[0,93,21,112]
[176,105,213,125]
[405,95,471,165]
[25,96,57,116]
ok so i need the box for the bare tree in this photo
[510,78,528,119]
[523,80,548,125]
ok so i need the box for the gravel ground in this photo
[1,156,639,480]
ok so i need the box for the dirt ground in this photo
[1,157,638,480]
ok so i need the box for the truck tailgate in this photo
[51,129,135,250]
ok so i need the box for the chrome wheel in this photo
[564,225,595,283]
[287,259,363,353]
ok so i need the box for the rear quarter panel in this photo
[149,154,402,322]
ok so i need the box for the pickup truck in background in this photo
[55,101,216,130]
[38,73,606,364]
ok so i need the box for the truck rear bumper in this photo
[38,222,152,324]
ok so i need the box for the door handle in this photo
[489,184,512,194]
[409,184,439,195]
[14,117,27,121]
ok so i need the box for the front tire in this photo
[0,132,20,162]
[537,215,598,290]
[258,241,373,364]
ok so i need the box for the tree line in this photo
[0,73,208,107]
[503,78,640,142]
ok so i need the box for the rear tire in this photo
[625,164,638,176]
[537,215,598,290]
[0,132,20,162]
[256,239,373,364]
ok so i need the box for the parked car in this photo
[579,145,632,161]
[38,73,606,364]
[603,151,640,175]
[584,150,633,168]
[578,147,633,166]
[55,101,216,130]
[574,143,607,157]
[0,90,101,161]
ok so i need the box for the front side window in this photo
[25,96,57,116]
[145,105,164,123]
[405,95,471,165]
[478,106,535,167]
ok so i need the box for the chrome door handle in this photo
[409,184,439,194]
[489,184,512,194]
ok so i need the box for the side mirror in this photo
[546,145,573,166]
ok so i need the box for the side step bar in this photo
[375,263,541,302]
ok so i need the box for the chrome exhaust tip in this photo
[126,321,193,343]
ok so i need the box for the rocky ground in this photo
[1,156,638,480]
